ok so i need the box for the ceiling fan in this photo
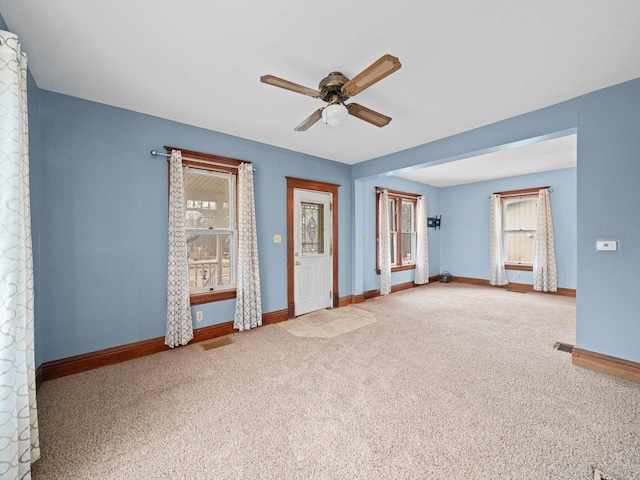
[260,54,401,132]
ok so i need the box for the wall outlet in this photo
[517,274,522,279]
[196,311,203,322]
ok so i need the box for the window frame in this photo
[375,188,419,274]
[495,187,545,272]
[184,168,236,295]
[166,146,245,305]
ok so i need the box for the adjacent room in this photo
[0,2,638,479]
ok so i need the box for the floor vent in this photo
[553,341,574,353]
[506,288,527,293]
[593,466,618,480]
[201,337,233,351]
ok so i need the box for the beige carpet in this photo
[278,305,377,338]
[32,283,640,479]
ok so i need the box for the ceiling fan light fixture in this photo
[322,100,348,127]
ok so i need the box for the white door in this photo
[293,189,333,316]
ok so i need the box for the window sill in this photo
[505,264,533,272]
[376,264,416,274]
[190,288,237,305]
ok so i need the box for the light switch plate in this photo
[273,234,281,244]
[596,240,617,251]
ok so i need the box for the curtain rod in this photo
[487,187,552,199]
[150,150,256,171]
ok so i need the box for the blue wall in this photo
[440,168,576,288]
[575,80,640,360]
[9,2,639,367]
[33,90,352,365]
[352,78,640,363]
[31,79,640,366]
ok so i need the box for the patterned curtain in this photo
[165,150,193,347]
[414,196,429,285]
[379,190,391,295]
[533,188,558,292]
[0,30,41,478]
[234,163,262,331]
[489,194,508,286]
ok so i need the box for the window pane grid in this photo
[503,196,537,265]
[390,232,397,266]
[388,199,397,232]
[376,192,418,271]
[183,168,236,293]
[400,200,416,264]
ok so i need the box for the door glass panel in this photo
[300,202,324,255]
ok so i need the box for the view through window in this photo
[184,169,236,293]
[502,194,538,268]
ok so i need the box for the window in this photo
[376,188,418,272]
[498,188,541,271]
[185,169,235,293]
[167,147,243,305]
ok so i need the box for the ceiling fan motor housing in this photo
[319,72,350,102]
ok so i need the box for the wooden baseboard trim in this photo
[392,280,416,294]
[451,276,576,297]
[262,308,289,325]
[338,295,354,307]
[363,278,439,300]
[38,335,171,386]
[37,308,290,387]
[552,287,576,297]
[363,288,380,300]
[572,347,640,384]
[352,294,365,304]
[452,276,490,287]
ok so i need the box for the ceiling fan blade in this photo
[341,54,401,97]
[294,108,324,132]
[347,103,392,127]
[260,74,320,98]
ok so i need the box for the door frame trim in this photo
[287,177,340,318]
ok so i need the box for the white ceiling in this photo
[1,1,639,167]
[396,134,577,187]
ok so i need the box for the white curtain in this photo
[533,188,558,292]
[489,194,508,286]
[234,163,262,331]
[165,150,193,347]
[0,29,40,479]
[378,190,391,295]
[414,196,429,285]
